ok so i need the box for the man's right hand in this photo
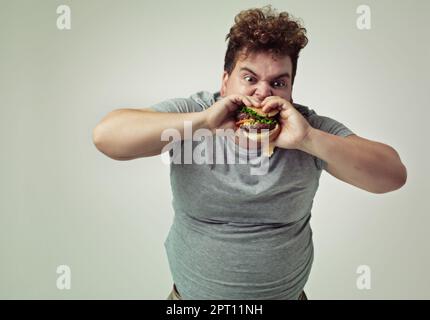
[203,95,262,132]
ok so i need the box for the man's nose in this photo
[254,81,273,102]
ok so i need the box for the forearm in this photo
[298,128,407,193]
[93,109,207,160]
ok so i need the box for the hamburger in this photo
[234,105,281,143]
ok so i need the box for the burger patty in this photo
[235,111,278,132]
[236,112,251,121]
[241,121,277,132]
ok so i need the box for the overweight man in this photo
[93,6,407,300]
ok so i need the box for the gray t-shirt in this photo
[151,91,354,299]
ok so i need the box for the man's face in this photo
[220,51,293,103]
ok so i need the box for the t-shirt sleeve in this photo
[307,113,355,170]
[149,97,204,113]
[148,94,210,160]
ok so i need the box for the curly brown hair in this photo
[224,6,308,85]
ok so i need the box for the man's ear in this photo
[220,71,229,97]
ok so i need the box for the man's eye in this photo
[272,80,287,88]
[244,75,256,83]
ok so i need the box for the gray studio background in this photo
[1,0,429,299]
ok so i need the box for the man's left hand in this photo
[261,96,312,149]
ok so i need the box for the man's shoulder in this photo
[293,102,318,118]
[151,90,217,113]
[189,91,219,110]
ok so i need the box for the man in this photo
[93,6,407,300]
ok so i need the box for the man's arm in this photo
[298,129,407,194]
[92,94,260,161]
[92,108,207,160]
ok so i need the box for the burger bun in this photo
[244,106,279,118]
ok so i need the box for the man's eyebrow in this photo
[239,67,290,79]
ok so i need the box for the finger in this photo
[237,96,259,109]
[240,95,262,109]
[261,99,282,113]
[242,96,256,108]
[261,96,276,105]
[263,97,293,113]
[279,99,294,111]
[247,96,262,108]
[229,95,251,110]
